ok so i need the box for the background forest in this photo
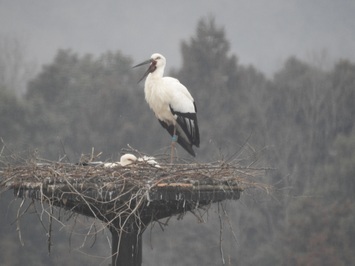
[1,17,355,265]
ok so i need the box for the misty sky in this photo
[1,0,355,76]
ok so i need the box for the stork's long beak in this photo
[133,59,154,83]
[133,59,152,68]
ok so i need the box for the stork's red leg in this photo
[170,126,178,163]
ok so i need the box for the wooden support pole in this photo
[109,221,143,266]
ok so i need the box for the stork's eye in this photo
[155,56,161,60]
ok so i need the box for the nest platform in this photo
[1,156,263,266]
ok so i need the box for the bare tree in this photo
[0,34,37,96]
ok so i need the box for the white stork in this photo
[104,154,138,167]
[104,154,160,168]
[133,53,200,160]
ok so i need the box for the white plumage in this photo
[104,154,160,168]
[133,53,200,158]
[103,154,137,167]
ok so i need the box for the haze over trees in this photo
[1,17,355,265]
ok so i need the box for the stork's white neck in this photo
[150,65,165,79]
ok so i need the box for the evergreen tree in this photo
[174,16,267,157]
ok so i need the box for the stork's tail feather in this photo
[175,133,196,157]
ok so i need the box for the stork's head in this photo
[133,53,166,82]
[120,153,137,166]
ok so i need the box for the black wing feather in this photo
[158,120,196,156]
[170,104,200,147]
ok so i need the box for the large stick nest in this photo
[0,146,272,262]
[0,147,270,229]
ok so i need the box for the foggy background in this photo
[2,0,355,80]
[1,1,355,265]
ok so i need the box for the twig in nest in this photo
[47,203,53,253]
[16,198,26,246]
[218,203,225,265]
